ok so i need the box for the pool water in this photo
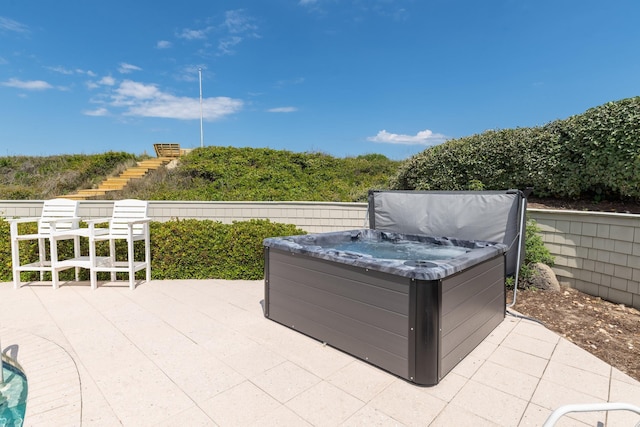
[331,240,469,261]
[0,364,27,427]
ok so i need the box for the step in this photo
[141,157,171,164]
[125,166,153,171]
[122,166,152,171]
[145,157,173,163]
[59,195,87,200]
[120,171,149,178]
[102,178,131,184]
[65,188,117,199]
[98,183,128,190]
[137,161,168,169]
[97,186,126,191]
[76,189,108,196]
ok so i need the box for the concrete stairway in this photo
[63,157,174,200]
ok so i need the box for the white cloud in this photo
[218,10,259,55]
[174,65,208,83]
[1,78,53,90]
[218,36,243,55]
[83,107,109,117]
[99,76,116,86]
[298,0,326,13]
[367,129,447,146]
[0,16,30,34]
[267,107,298,113]
[176,10,259,55]
[275,77,305,88]
[47,66,98,77]
[300,1,409,20]
[86,75,116,90]
[156,40,172,49]
[118,62,142,74]
[111,80,160,106]
[224,9,258,34]
[127,96,242,120]
[177,27,211,40]
[47,66,74,75]
[106,79,242,121]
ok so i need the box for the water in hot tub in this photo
[331,239,469,261]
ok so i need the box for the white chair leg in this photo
[145,229,151,283]
[74,235,81,281]
[38,237,46,281]
[128,238,135,290]
[50,236,60,289]
[109,239,116,282]
[89,235,97,290]
[11,238,20,289]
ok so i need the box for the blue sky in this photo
[1,1,639,160]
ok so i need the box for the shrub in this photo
[224,219,305,279]
[392,96,640,202]
[0,219,12,280]
[149,219,230,279]
[149,219,305,280]
[153,219,306,279]
[0,185,38,200]
[519,218,555,283]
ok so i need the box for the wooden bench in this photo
[153,143,182,158]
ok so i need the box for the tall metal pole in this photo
[199,67,204,148]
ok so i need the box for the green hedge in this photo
[392,96,640,201]
[0,218,305,282]
[150,218,304,280]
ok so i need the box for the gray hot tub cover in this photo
[368,190,526,276]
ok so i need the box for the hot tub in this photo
[263,229,507,386]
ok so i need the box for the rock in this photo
[528,262,561,291]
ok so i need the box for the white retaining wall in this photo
[528,209,640,309]
[0,200,369,234]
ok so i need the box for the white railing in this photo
[543,402,640,427]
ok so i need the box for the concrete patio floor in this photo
[1,279,639,426]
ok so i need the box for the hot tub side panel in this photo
[264,248,412,380]
[438,255,506,379]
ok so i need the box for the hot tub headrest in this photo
[368,190,526,276]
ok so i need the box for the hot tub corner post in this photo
[412,278,441,386]
[503,254,508,316]
[264,247,270,318]
[408,279,417,383]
